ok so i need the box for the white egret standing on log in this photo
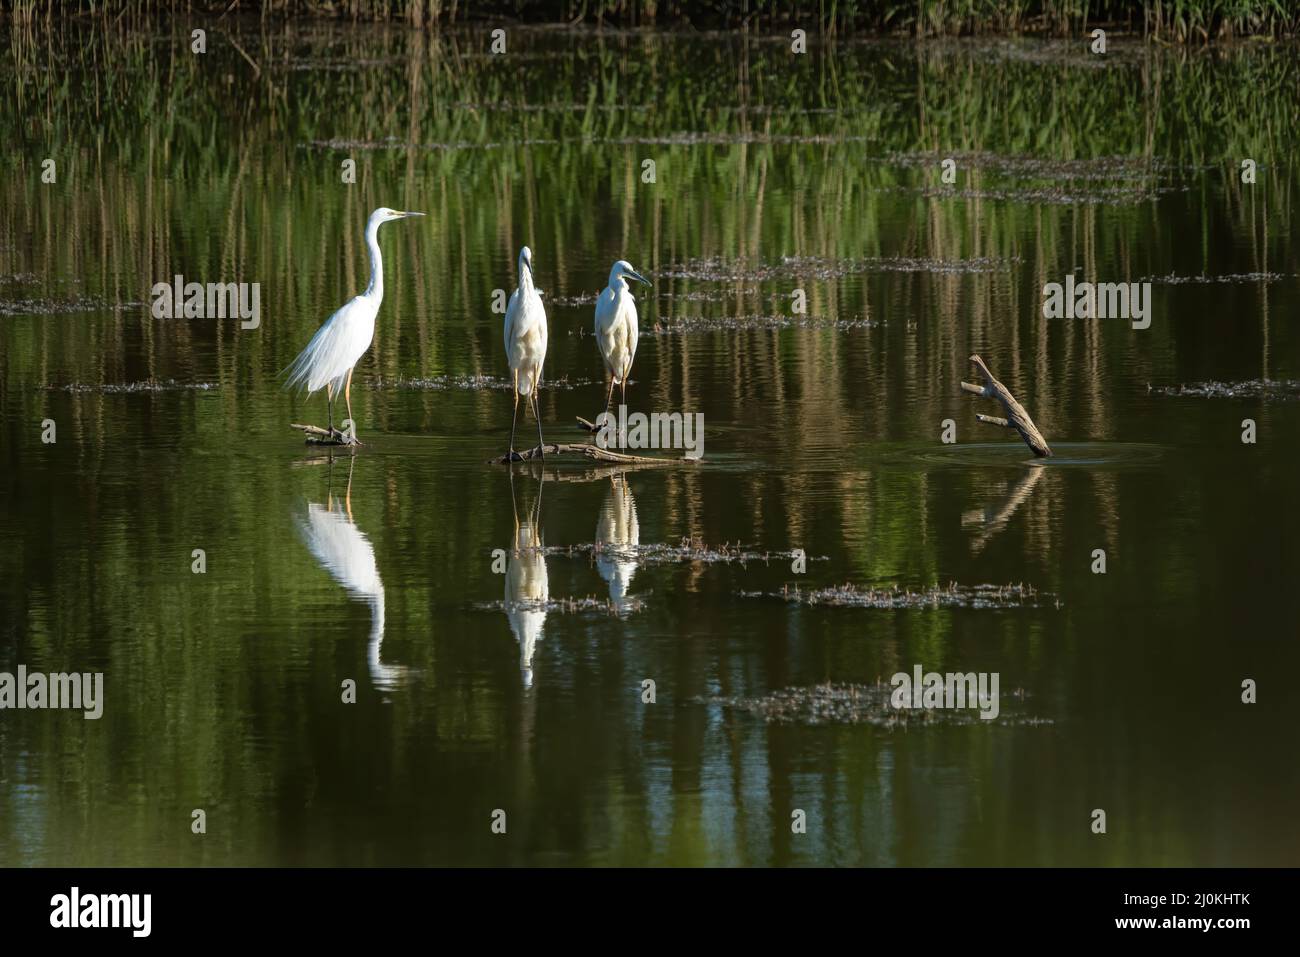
[504,246,548,459]
[284,207,424,444]
[594,259,651,420]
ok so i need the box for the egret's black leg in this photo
[510,386,520,461]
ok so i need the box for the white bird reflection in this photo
[298,454,407,691]
[595,473,640,612]
[504,469,548,689]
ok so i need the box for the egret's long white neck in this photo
[607,267,627,293]
[364,217,385,300]
[518,257,534,297]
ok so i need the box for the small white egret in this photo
[594,259,651,419]
[285,206,424,444]
[503,245,548,459]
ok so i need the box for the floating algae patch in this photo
[475,595,646,616]
[605,132,875,147]
[658,254,1018,283]
[302,137,561,154]
[547,538,827,568]
[547,288,766,310]
[971,38,1142,69]
[1,295,145,317]
[371,374,599,392]
[700,682,1053,729]
[741,581,1055,610]
[1149,379,1300,400]
[875,183,1165,206]
[548,292,602,307]
[56,380,218,394]
[659,288,760,303]
[882,151,1164,182]
[650,314,879,335]
[1139,271,1291,284]
[875,151,1172,205]
[779,255,1018,276]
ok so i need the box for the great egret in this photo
[285,207,424,444]
[504,245,548,460]
[594,259,651,420]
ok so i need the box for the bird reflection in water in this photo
[594,472,640,613]
[504,468,548,689]
[297,454,407,691]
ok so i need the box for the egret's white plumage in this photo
[503,246,548,457]
[284,206,423,442]
[595,474,639,612]
[594,259,651,417]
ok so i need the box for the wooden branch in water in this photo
[290,423,360,446]
[960,355,1053,457]
[487,443,687,466]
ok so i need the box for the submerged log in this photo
[488,443,686,466]
[290,423,360,446]
[960,355,1052,457]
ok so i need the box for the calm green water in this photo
[2,22,1298,866]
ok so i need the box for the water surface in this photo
[2,23,1298,866]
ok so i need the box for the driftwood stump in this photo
[960,355,1052,457]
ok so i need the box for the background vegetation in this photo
[3,0,1300,40]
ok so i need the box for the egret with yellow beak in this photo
[285,207,424,444]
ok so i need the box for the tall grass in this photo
[2,1,1299,39]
